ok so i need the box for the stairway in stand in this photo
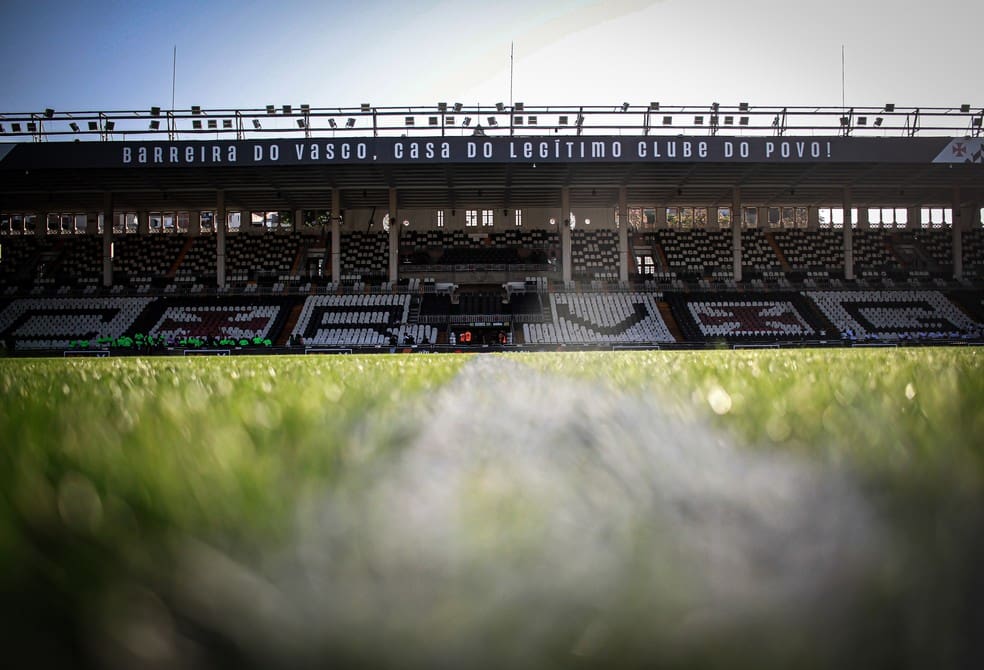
[168,238,196,277]
[657,300,684,342]
[765,232,792,272]
[275,303,303,346]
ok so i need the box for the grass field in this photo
[1,349,983,668]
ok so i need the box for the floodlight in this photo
[192,120,202,129]
[739,116,749,125]
[496,102,504,112]
[884,103,895,112]
[150,106,161,116]
[69,122,80,132]
[446,116,455,125]
[739,102,749,112]
[26,122,36,132]
[694,116,704,125]
[405,117,415,126]
[839,116,849,126]
[222,119,232,128]
[584,218,591,225]
[300,104,310,113]
[0,124,4,133]
[528,116,537,125]
[724,116,733,125]
[345,118,355,127]
[192,105,201,114]
[438,102,447,112]
[208,119,217,129]
[559,115,569,125]
[104,121,114,131]
[88,121,98,131]
[515,102,524,111]
[44,108,54,118]
[514,116,524,125]
[252,119,261,129]
[328,119,337,128]
[873,117,883,127]
[428,116,438,125]
[149,120,160,130]
[488,116,498,126]
[960,104,971,113]
[857,116,867,125]
[663,116,672,125]
[360,103,371,112]
[297,119,306,128]
[972,117,983,128]
[621,102,629,112]
[462,117,471,126]
[711,102,719,112]
[649,101,660,110]
[453,102,462,112]
[12,123,21,132]
[266,105,276,114]
[549,217,557,225]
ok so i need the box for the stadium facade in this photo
[1,103,982,352]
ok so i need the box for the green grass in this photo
[1,349,982,668]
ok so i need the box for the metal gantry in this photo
[0,102,982,142]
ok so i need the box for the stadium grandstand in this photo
[1,101,983,353]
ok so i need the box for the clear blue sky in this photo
[1,0,980,113]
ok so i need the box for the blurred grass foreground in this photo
[1,349,983,669]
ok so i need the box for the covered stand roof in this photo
[2,103,982,213]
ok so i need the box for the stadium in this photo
[2,1,984,667]
[1,103,984,352]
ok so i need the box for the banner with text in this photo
[0,136,978,169]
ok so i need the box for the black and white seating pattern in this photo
[687,300,815,337]
[804,290,982,339]
[524,292,674,344]
[147,301,288,341]
[0,297,153,349]
[292,294,436,346]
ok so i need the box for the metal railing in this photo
[1,103,981,142]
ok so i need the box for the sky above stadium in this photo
[0,0,980,113]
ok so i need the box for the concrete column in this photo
[843,187,854,280]
[137,211,149,235]
[656,206,667,229]
[706,206,720,231]
[907,206,920,230]
[952,188,963,280]
[561,187,572,283]
[36,212,48,239]
[331,188,341,284]
[808,206,820,230]
[102,193,113,287]
[731,188,742,282]
[293,209,303,234]
[858,207,871,230]
[618,186,629,282]
[87,213,99,235]
[188,210,201,237]
[216,191,226,288]
[388,187,398,284]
